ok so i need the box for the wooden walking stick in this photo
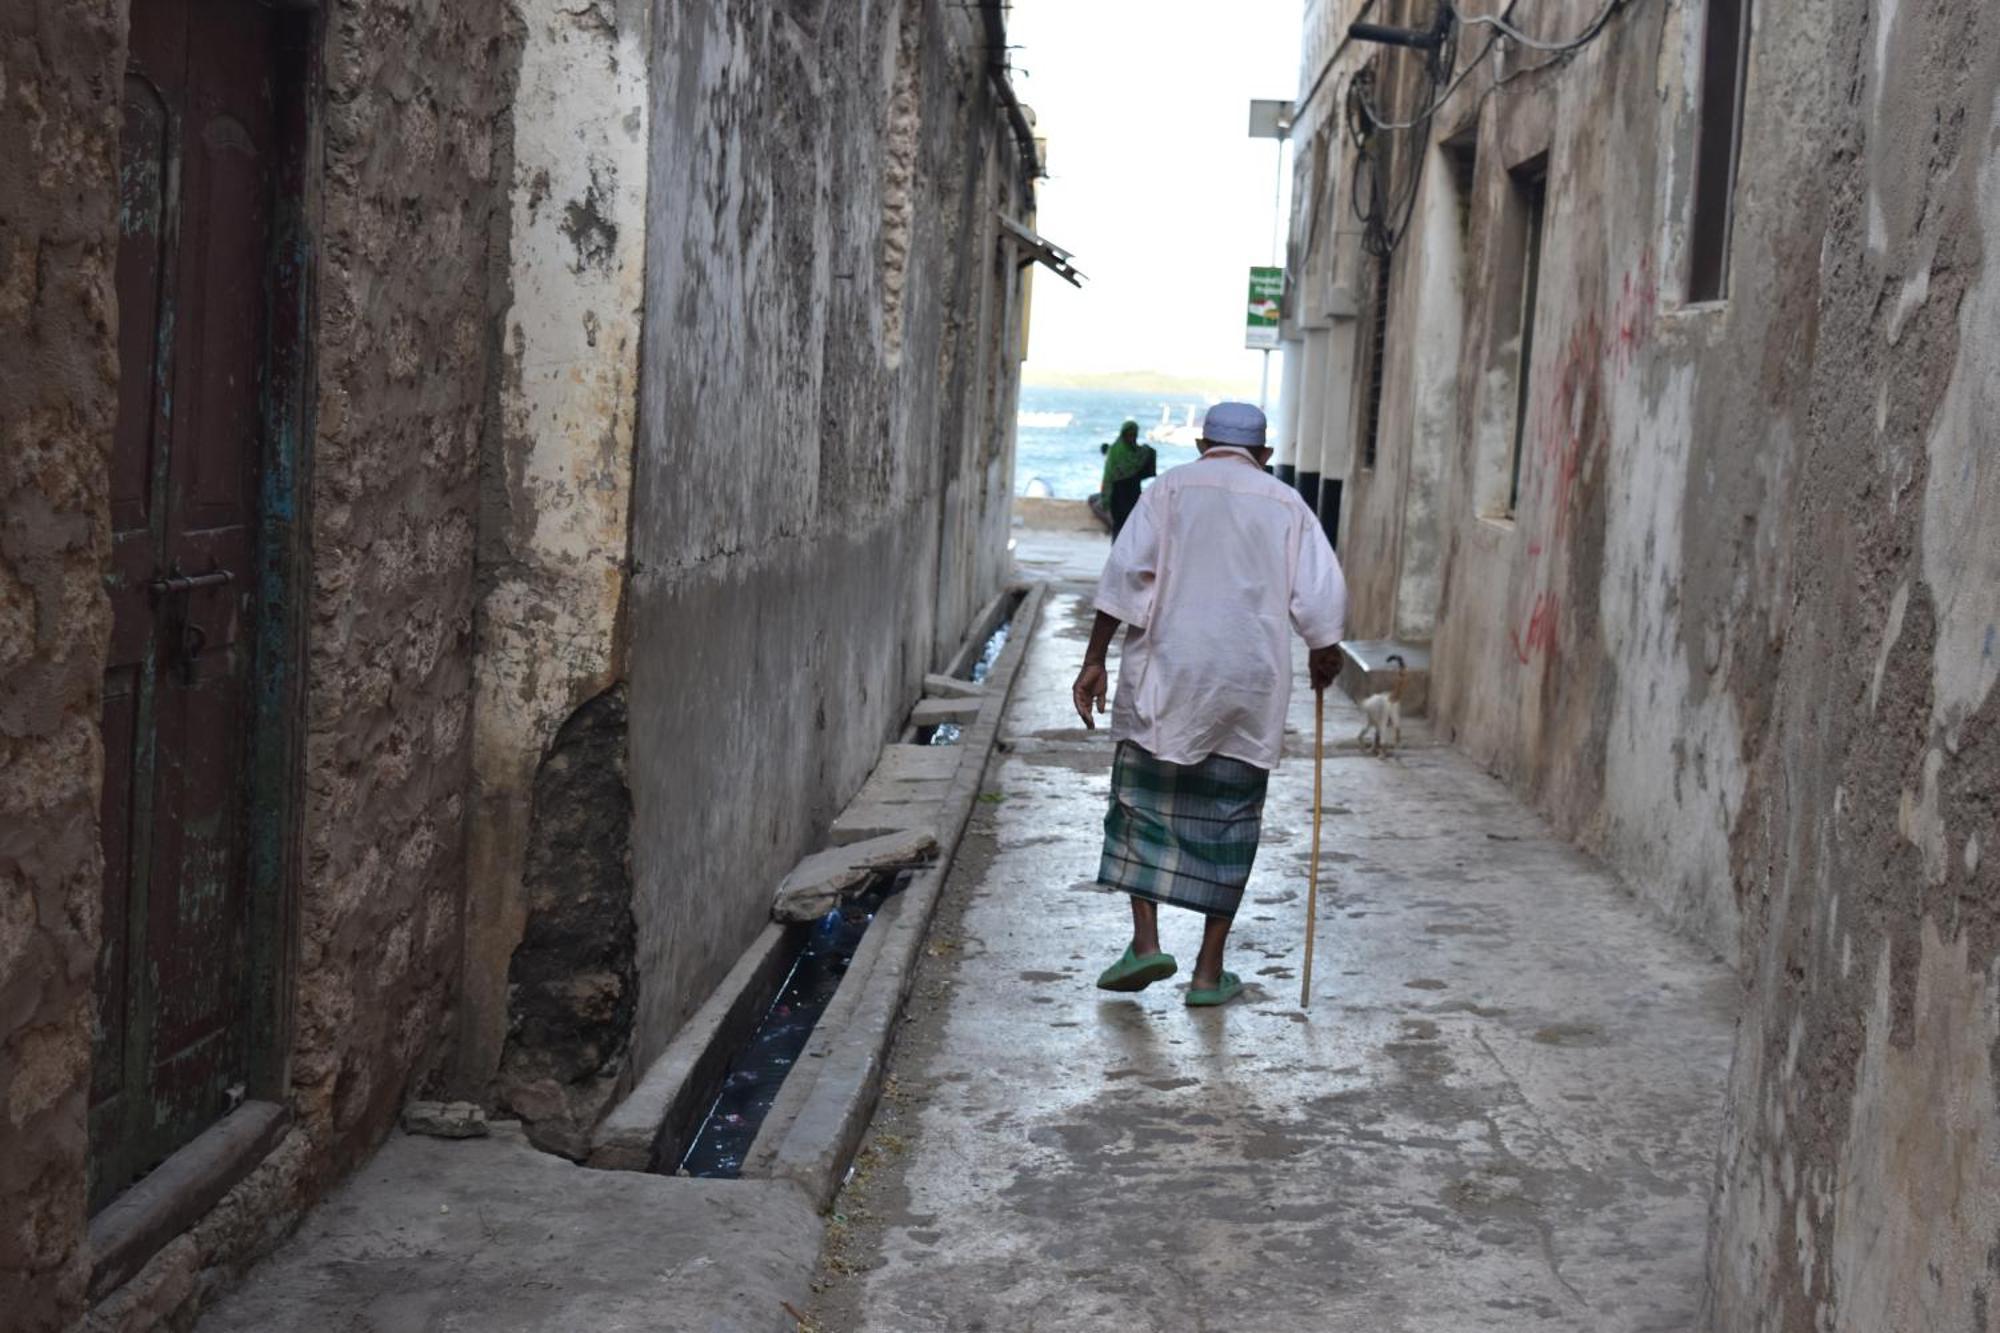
[1301,687,1325,1010]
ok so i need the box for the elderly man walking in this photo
[1072,402,1347,1007]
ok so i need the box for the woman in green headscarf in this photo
[1099,420,1156,538]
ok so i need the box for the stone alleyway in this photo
[808,528,1738,1333]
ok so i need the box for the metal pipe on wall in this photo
[1293,329,1331,513]
[1273,339,1304,485]
[1315,318,1359,551]
[979,1,1042,188]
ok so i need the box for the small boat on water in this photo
[1146,404,1202,448]
[1017,409,1075,429]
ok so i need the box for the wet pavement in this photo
[810,526,1738,1332]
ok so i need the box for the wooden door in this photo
[93,0,281,1212]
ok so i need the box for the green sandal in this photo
[1185,971,1244,1007]
[1095,945,1178,992]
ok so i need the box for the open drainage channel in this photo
[675,870,912,1178]
[592,585,1035,1189]
[920,615,1014,747]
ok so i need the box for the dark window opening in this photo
[1361,255,1394,471]
[1688,0,1752,302]
[1508,160,1548,515]
[1442,131,1479,252]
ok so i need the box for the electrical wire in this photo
[1443,0,1641,132]
[1342,0,1641,257]
[1345,11,1460,258]
[1454,0,1631,53]
[1349,65,1437,258]
[1361,0,1638,133]
[1354,8,1506,135]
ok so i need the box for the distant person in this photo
[1097,420,1156,538]
[1072,402,1346,1007]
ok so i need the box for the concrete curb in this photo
[588,922,797,1172]
[743,581,1047,1209]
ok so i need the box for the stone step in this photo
[923,673,984,699]
[870,743,960,782]
[910,696,982,727]
[828,746,957,846]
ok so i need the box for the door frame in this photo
[239,0,319,1112]
[87,0,320,1290]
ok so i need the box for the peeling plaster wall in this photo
[627,0,1027,1072]
[1390,148,1464,644]
[457,0,648,1107]
[0,4,122,1328]
[1292,0,2000,1322]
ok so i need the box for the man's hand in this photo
[1309,645,1342,693]
[1075,611,1123,729]
[1073,660,1109,729]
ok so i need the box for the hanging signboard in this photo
[1246,266,1283,350]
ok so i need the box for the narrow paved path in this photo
[809,531,1736,1333]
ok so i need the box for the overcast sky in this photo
[1008,0,1303,388]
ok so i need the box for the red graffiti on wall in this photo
[1507,251,1657,664]
[1508,590,1561,665]
[1540,315,1602,543]
[1608,251,1660,382]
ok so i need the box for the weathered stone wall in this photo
[1292,0,2000,1322]
[1704,0,2000,1323]
[627,0,1027,1071]
[287,0,510,1171]
[0,5,122,1328]
[929,131,1027,663]
[1420,0,1809,965]
[1295,0,1784,960]
[9,0,1026,1316]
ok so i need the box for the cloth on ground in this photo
[1098,741,1269,920]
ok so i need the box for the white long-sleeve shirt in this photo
[1093,448,1347,770]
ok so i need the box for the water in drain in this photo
[677,871,910,1178]
[970,619,1011,684]
[923,613,1013,747]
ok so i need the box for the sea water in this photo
[1013,386,1218,500]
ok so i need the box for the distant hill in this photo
[1021,368,1259,398]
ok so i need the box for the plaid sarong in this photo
[1097,742,1270,919]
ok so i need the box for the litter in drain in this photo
[970,619,1011,684]
[922,618,1013,746]
[676,870,912,1178]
